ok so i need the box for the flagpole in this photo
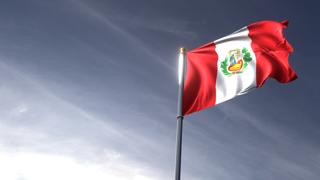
[175,47,186,180]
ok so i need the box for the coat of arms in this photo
[220,47,252,76]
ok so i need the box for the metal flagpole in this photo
[175,47,186,180]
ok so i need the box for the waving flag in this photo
[182,20,297,115]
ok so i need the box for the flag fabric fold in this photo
[182,20,297,116]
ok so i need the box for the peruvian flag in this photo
[183,20,297,115]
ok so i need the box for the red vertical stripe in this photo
[182,42,218,115]
[248,20,297,87]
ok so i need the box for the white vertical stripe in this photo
[214,27,256,105]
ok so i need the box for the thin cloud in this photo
[71,0,174,71]
[0,60,172,179]
[109,15,199,39]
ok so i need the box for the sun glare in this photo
[178,52,185,85]
[0,151,155,180]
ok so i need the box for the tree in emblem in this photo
[220,47,252,76]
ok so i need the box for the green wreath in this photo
[220,47,252,76]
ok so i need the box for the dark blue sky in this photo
[0,0,319,179]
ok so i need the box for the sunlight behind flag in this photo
[178,48,186,85]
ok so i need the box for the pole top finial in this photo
[179,47,186,54]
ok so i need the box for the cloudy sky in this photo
[0,0,319,179]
